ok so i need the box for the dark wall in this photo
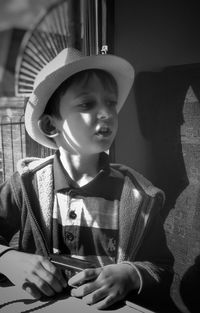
[114,0,200,177]
[114,2,200,311]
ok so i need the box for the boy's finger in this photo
[42,259,68,288]
[83,286,107,305]
[37,268,64,293]
[94,294,117,310]
[30,274,56,297]
[68,268,101,287]
[70,280,97,297]
[33,261,63,293]
[22,282,42,299]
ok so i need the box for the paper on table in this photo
[125,301,155,313]
[0,285,153,313]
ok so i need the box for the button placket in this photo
[69,198,77,222]
[67,197,83,250]
[69,197,83,221]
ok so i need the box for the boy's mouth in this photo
[95,125,112,137]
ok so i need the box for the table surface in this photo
[0,285,155,313]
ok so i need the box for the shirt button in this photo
[69,210,77,219]
[65,231,74,241]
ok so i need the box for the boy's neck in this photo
[59,148,100,187]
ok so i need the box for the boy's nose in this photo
[97,107,112,120]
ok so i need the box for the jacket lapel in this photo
[117,176,143,262]
[36,163,54,248]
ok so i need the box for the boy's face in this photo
[53,73,118,155]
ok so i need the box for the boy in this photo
[0,48,174,311]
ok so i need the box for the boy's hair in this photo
[43,69,118,119]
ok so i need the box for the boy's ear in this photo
[38,115,60,138]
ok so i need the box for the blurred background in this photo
[0,0,56,30]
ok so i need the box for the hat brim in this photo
[25,54,134,149]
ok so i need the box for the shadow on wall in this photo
[180,254,200,313]
[134,65,200,313]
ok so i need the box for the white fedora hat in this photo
[25,47,134,149]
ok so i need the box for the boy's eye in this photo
[107,100,117,108]
[78,101,95,110]
[110,100,117,106]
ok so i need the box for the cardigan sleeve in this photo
[116,165,174,298]
[0,173,22,281]
[130,207,174,307]
[0,172,22,249]
[118,170,174,306]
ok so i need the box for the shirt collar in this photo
[53,151,110,193]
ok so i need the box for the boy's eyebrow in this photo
[74,91,91,98]
[74,91,117,99]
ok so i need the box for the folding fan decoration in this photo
[15,0,85,97]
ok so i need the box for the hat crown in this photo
[34,47,84,88]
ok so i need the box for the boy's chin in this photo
[58,141,113,155]
[95,138,114,151]
[94,145,113,155]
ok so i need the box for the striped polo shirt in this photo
[52,152,124,267]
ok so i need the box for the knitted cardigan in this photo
[0,155,174,302]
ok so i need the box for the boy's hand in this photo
[68,263,140,309]
[0,250,68,298]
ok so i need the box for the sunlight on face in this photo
[54,73,118,155]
